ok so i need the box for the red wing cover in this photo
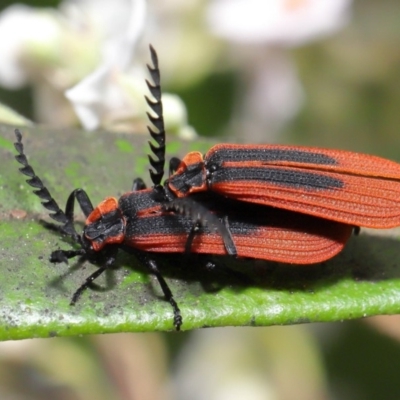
[125,203,353,265]
[169,144,400,228]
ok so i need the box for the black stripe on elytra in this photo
[207,147,338,165]
[118,193,152,217]
[125,197,345,239]
[125,202,264,238]
[126,213,270,238]
[126,213,224,237]
[119,188,174,216]
[211,167,344,191]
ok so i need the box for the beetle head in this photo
[84,197,126,252]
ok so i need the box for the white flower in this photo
[0,0,196,137]
[0,5,62,88]
[207,0,352,47]
[65,0,147,131]
[206,0,352,141]
[64,0,196,137]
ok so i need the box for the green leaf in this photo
[1,124,400,340]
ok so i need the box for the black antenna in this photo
[145,45,166,187]
[14,129,79,240]
[14,129,68,225]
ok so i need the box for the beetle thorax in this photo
[84,197,126,251]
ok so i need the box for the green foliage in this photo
[1,125,400,340]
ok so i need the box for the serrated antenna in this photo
[145,45,166,187]
[14,129,78,239]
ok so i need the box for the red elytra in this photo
[167,143,400,228]
[13,44,375,331]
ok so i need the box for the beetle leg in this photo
[163,197,237,257]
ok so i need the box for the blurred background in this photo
[1,0,400,399]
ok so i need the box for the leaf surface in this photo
[0,125,400,340]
